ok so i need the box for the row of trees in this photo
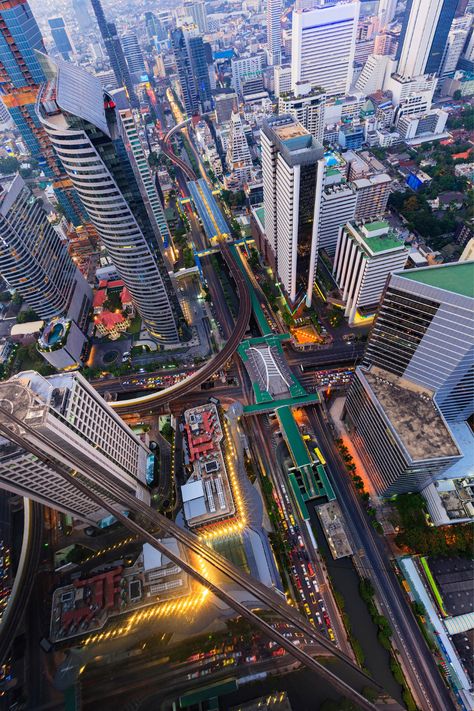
[394,493,473,556]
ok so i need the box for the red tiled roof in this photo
[120,286,133,303]
[93,289,107,307]
[98,279,108,288]
[107,279,125,289]
[96,310,126,329]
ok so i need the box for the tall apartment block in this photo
[36,56,185,345]
[72,0,92,33]
[225,111,253,188]
[0,371,150,524]
[333,221,408,324]
[353,173,392,222]
[291,3,359,98]
[363,262,474,423]
[214,92,238,124]
[278,83,326,144]
[396,0,458,78]
[116,102,171,249]
[90,0,138,108]
[0,0,86,226]
[0,175,91,326]
[266,0,282,66]
[318,182,357,256]
[184,0,208,34]
[261,115,324,306]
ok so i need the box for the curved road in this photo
[111,241,251,415]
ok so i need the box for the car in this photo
[328,628,336,641]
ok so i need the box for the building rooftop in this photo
[363,366,461,462]
[397,261,474,299]
[351,221,406,255]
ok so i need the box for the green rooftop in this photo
[398,262,474,299]
[365,220,389,232]
[355,222,405,255]
[254,205,265,229]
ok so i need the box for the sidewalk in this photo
[328,396,395,536]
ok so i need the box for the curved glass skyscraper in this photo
[36,56,185,344]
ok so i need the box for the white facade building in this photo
[319,182,357,255]
[0,371,150,524]
[278,83,326,143]
[274,65,292,96]
[266,0,282,66]
[396,0,447,79]
[333,220,408,324]
[261,115,325,305]
[231,54,264,95]
[184,0,208,33]
[291,2,360,98]
[355,54,397,95]
[387,72,437,119]
[440,18,471,78]
[378,0,397,28]
[225,111,253,188]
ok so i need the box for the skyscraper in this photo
[267,0,282,66]
[378,0,397,27]
[261,115,325,305]
[189,36,212,111]
[225,111,253,187]
[72,0,92,33]
[0,0,86,226]
[363,262,474,422]
[396,0,458,78]
[117,102,171,249]
[333,221,408,324]
[36,57,185,345]
[48,17,73,60]
[170,27,198,116]
[184,0,208,34]
[291,3,360,97]
[278,83,326,143]
[121,33,146,79]
[90,0,139,108]
[0,175,91,325]
[0,371,150,523]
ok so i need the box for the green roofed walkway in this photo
[230,243,274,336]
[397,261,474,299]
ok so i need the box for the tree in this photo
[0,156,20,175]
[16,307,40,324]
[11,292,23,306]
[453,89,462,100]
[248,247,260,270]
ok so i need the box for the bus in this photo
[314,447,326,465]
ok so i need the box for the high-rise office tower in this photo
[225,111,253,187]
[267,0,282,66]
[184,0,208,34]
[396,0,458,78]
[344,365,462,495]
[122,33,146,79]
[231,54,265,96]
[48,17,73,60]
[0,175,91,325]
[0,0,86,226]
[90,0,139,108]
[170,27,198,116]
[318,181,357,256]
[116,101,171,249]
[278,83,326,143]
[333,220,408,324]
[378,0,397,27]
[189,36,212,111]
[0,371,150,524]
[363,261,474,422]
[291,2,360,97]
[36,57,185,345]
[261,115,325,306]
[145,12,166,42]
[72,0,92,33]
[439,16,472,77]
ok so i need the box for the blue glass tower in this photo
[0,0,87,225]
[48,17,73,61]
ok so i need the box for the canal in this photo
[307,504,403,704]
